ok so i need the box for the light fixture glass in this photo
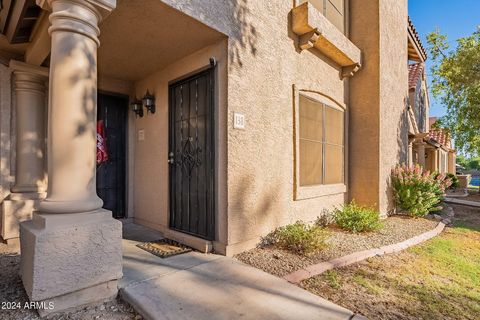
[142,90,156,114]
[131,98,144,117]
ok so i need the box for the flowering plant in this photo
[391,164,452,217]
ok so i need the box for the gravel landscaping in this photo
[0,245,139,320]
[235,216,438,277]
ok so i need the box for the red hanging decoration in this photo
[97,120,108,165]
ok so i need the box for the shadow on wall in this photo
[229,175,282,244]
[229,0,258,67]
[397,96,410,164]
[384,97,411,214]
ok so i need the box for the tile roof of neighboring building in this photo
[427,129,451,149]
[408,63,424,90]
[427,118,452,149]
[408,17,428,61]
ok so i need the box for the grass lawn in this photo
[301,204,480,320]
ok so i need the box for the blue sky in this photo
[408,0,480,117]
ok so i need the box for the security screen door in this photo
[168,68,215,240]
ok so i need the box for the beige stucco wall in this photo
[378,0,409,213]
[348,0,380,208]
[132,39,229,244]
[349,0,408,215]
[158,0,348,255]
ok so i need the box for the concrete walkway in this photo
[444,197,480,208]
[120,222,360,320]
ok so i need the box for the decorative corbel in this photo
[341,63,361,78]
[298,29,320,50]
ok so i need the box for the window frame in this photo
[297,0,346,34]
[293,85,347,200]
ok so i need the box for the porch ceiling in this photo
[98,0,225,82]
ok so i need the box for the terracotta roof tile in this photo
[408,63,424,90]
[427,128,451,149]
[408,17,428,60]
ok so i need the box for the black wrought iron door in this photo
[97,93,127,219]
[169,68,215,240]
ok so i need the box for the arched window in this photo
[294,87,347,200]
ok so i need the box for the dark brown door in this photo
[168,68,215,240]
[97,93,127,219]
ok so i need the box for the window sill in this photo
[291,2,362,78]
[295,183,347,200]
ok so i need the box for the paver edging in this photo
[444,197,480,208]
[284,219,448,284]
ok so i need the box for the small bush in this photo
[273,221,329,255]
[333,201,383,233]
[392,164,452,217]
[316,209,334,227]
[445,173,459,189]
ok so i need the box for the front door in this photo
[168,68,215,240]
[97,93,127,219]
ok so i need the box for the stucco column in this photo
[20,1,121,316]
[38,0,111,213]
[448,151,456,174]
[416,142,426,168]
[407,140,413,167]
[0,61,48,243]
[10,62,48,195]
[432,149,439,172]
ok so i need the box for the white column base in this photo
[20,209,122,314]
[1,195,44,241]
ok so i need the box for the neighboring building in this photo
[0,0,416,313]
[404,22,456,175]
[425,117,456,174]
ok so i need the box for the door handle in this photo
[168,152,174,164]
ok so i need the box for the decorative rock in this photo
[284,221,446,284]
[433,214,443,221]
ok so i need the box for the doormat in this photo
[136,239,192,258]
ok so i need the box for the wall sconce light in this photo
[131,98,144,118]
[142,90,156,114]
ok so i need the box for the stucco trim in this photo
[9,60,49,77]
[291,2,361,76]
[293,85,347,201]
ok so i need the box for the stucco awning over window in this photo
[291,2,362,78]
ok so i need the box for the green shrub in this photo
[333,201,383,233]
[391,164,452,217]
[273,221,329,255]
[445,173,459,189]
